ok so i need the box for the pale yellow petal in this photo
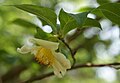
[52,60,66,78]
[53,52,71,69]
[61,69,66,76]
[29,38,59,50]
[53,65,62,78]
[17,45,32,54]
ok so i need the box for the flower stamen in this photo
[35,47,55,66]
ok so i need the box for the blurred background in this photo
[0,0,120,83]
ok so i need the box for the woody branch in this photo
[23,62,120,83]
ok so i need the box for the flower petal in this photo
[17,45,32,54]
[53,52,71,69]
[52,60,66,78]
[29,38,59,50]
[53,66,62,78]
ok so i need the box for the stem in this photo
[59,38,76,66]
[23,62,120,83]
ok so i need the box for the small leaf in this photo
[97,0,110,5]
[14,4,57,32]
[59,9,74,30]
[69,12,89,26]
[59,9,90,36]
[97,3,120,26]
[12,18,38,28]
[59,9,77,36]
[83,18,102,29]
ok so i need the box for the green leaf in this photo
[59,9,89,37]
[59,9,74,30]
[97,0,110,5]
[69,12,89,26]
[14,4,57,32]
[59,9,77,36]
[63,20,78,36]
[83,18,102,29]
[38,17,48,26]
[34,27,49,40]
[98,3,120,26]
[12,18,38,28]
[35,27,58,41]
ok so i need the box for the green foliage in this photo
[97,0,110,5]
[80,3,120,27]
[69,12,89,26]
[59,9,73,30]
[14,4,57,32]
[59,9,102,37]
[34,27,49,40]
[38,17,48,26]
[59,9,77,36]
[12,18,38,28]
[13,5,103,37]
[61,10,102,37]
[96,3,120,26]
[83,18,102,30]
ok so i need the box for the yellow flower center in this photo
[35,47,55,66]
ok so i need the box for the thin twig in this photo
[59,38,76,66]
[71,62,120,70]
[23,62,120,83]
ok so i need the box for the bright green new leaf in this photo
[14,4,57,32]
[98,3,120,26]
[12,18,38,28]
[83,18,102,30]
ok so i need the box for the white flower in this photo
[17,38,71,77]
